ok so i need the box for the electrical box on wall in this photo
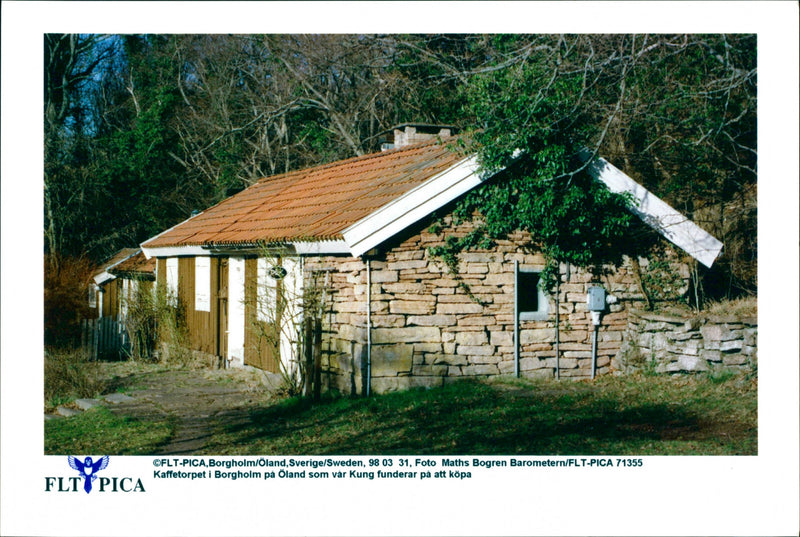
[587,286,606,311]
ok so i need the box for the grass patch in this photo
[205,373,756,456]
[45,406,173,455]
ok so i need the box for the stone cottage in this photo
[141,124,722,393]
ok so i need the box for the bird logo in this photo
[68,455,109,494]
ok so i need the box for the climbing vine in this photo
[428,152,640,293]
[427,228,491,304]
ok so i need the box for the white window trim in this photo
[518,268,549,322]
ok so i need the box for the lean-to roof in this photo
[108,250,156,279]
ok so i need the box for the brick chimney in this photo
[382,123,458,151]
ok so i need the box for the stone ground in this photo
[47,362,283,454]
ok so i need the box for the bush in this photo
[44,348,105,408]
[44,254,94,347]
[120,283,191,365]
[122,281,161,362]
[156,298,192,366]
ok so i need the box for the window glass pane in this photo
[518,271,540,313]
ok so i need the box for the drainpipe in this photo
[591,316,600,379]
[514,260,520,378]
[366,259,372,397]
[555,266,560,380]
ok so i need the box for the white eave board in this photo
[292,240,351,255]
[93,271,115,286]
[139,211,204,259]
[93,249,140,285]
[585,156,723,268]
[342,155,483,257]
[140,244,209,259]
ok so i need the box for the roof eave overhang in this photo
[581,153,723,268]
[141,240,351,258]
[342,155,482,258]
[141,244,209,259]
[93,249,141,285]
[93,271,115,286]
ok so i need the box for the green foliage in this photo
[640,255,686,303]
[427,230,491,303]
[433,156,638,291]
[437,40,648,288]
[442,34,756,300]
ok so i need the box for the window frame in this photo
[517,267,549,321]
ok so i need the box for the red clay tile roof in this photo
[142,139,467,249]
[109,250,156,278]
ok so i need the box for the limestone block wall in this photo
[613,310,758,374]
[304,216,689,394]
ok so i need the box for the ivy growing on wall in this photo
[428,150,641,292]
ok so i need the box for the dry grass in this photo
[703,296,757,318]
[44,348,105,410]
[650,296,757,319]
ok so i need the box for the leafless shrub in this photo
[44,348,104,406]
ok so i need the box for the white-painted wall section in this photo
[279,257,302,376]
[227,257,246,367]
[166,258,178,306]
[194,257,211,312]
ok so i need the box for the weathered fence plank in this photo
[81,316,130,360]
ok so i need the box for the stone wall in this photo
[304,215,690,393]
[613,310,757,374]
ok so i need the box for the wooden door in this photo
[217,258,229,362]
[244,257,279,371]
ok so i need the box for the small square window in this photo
[518,269,549,321]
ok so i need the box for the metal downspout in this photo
[366,259,372,397]
[591,324,599,380]
[555,266,560,380]
[514,260,520,378]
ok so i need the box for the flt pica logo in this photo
[45,456,145,493]
[69,455,108,493]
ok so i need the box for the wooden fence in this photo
[81,317,129,360]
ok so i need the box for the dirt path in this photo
[100,364,280,454]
